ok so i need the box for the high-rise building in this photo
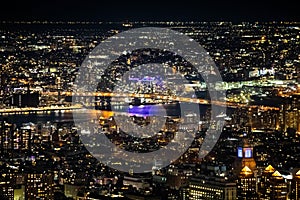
[233,137,260,199]
[237,166,259,199]
[0,173,26,200]
[291,169,300,199]
[295,60,300,85]
[26,173,54,199]
[0,121,14,156]
[166,167,192,190]
[0,121,33,157]
[188,176,237,200]
[19,126,32,152]
[279,95,300,133]
[11,92,39,108]
[269,170,288,199]
[0,72,9,107]
[247,107,280,130]
[233,138,257,176]
[259,165,288,199]
[259,165,276,199]
[0,174,14,200]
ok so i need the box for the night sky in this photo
[0,0,299,22]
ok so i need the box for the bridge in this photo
[0,91,279,115]
[50,91,280,111]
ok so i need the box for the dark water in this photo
[0,111,74,127]
[0,104,233,127]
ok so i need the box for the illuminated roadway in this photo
[0,105,82,114]
[53,91,280,111]
[0,91,279,114]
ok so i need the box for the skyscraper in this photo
[233,138,257,176]
[259,165,288,199]
[26,173,54,199]
[295,60,300,85]
[291,169,300,199]
[237,166,259,199]
[0,121,14,156]
[0,173,14,200]
[233,137,260,199]
[269,170,288,199]
[19,126,32,153]
[259,165,276,199]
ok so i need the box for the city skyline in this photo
[1,21,300,199]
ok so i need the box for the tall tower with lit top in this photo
[291,169,300,199]
[234,137,259,199]
[233,138,257,175]
[237,166,259,199]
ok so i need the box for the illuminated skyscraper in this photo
[26,173,54,199]
[233,137,259,199]
[269,171,288,199]
[237,166,259,199]
[259,165,288,199]
[291,169,300,199]
[259,165,276,199]
[19,125,32,153]
[0,121,33,158]
[295,60,300,85]
[291,94,300,134]
[279,95,300,133]
[233,138,257,176]
[0,121,14,156]
[0,173,14,200]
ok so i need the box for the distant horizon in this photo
[1,20,300,24]
[0,0,299,23]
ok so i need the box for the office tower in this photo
[56,77,61,102]
[259,165,276,198]
[295,60,300,85]
[233,137,260,199]
[237,166,259,199]
[26,173,54,199]
[166,168,192,190]
[188,176,236,200]
[296,169,300,198]
[11,92,39,108]
[291,94,300,133]
[233,138,257,176]
[291,169,300,199]
[0,121,14,156]
[19,125,32,152]
[259,165,288,199]
[36,122,53,143]
[269,171,288,199]
[0,174,14,200]
[0,120,34,157]
[279,95,300,133]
